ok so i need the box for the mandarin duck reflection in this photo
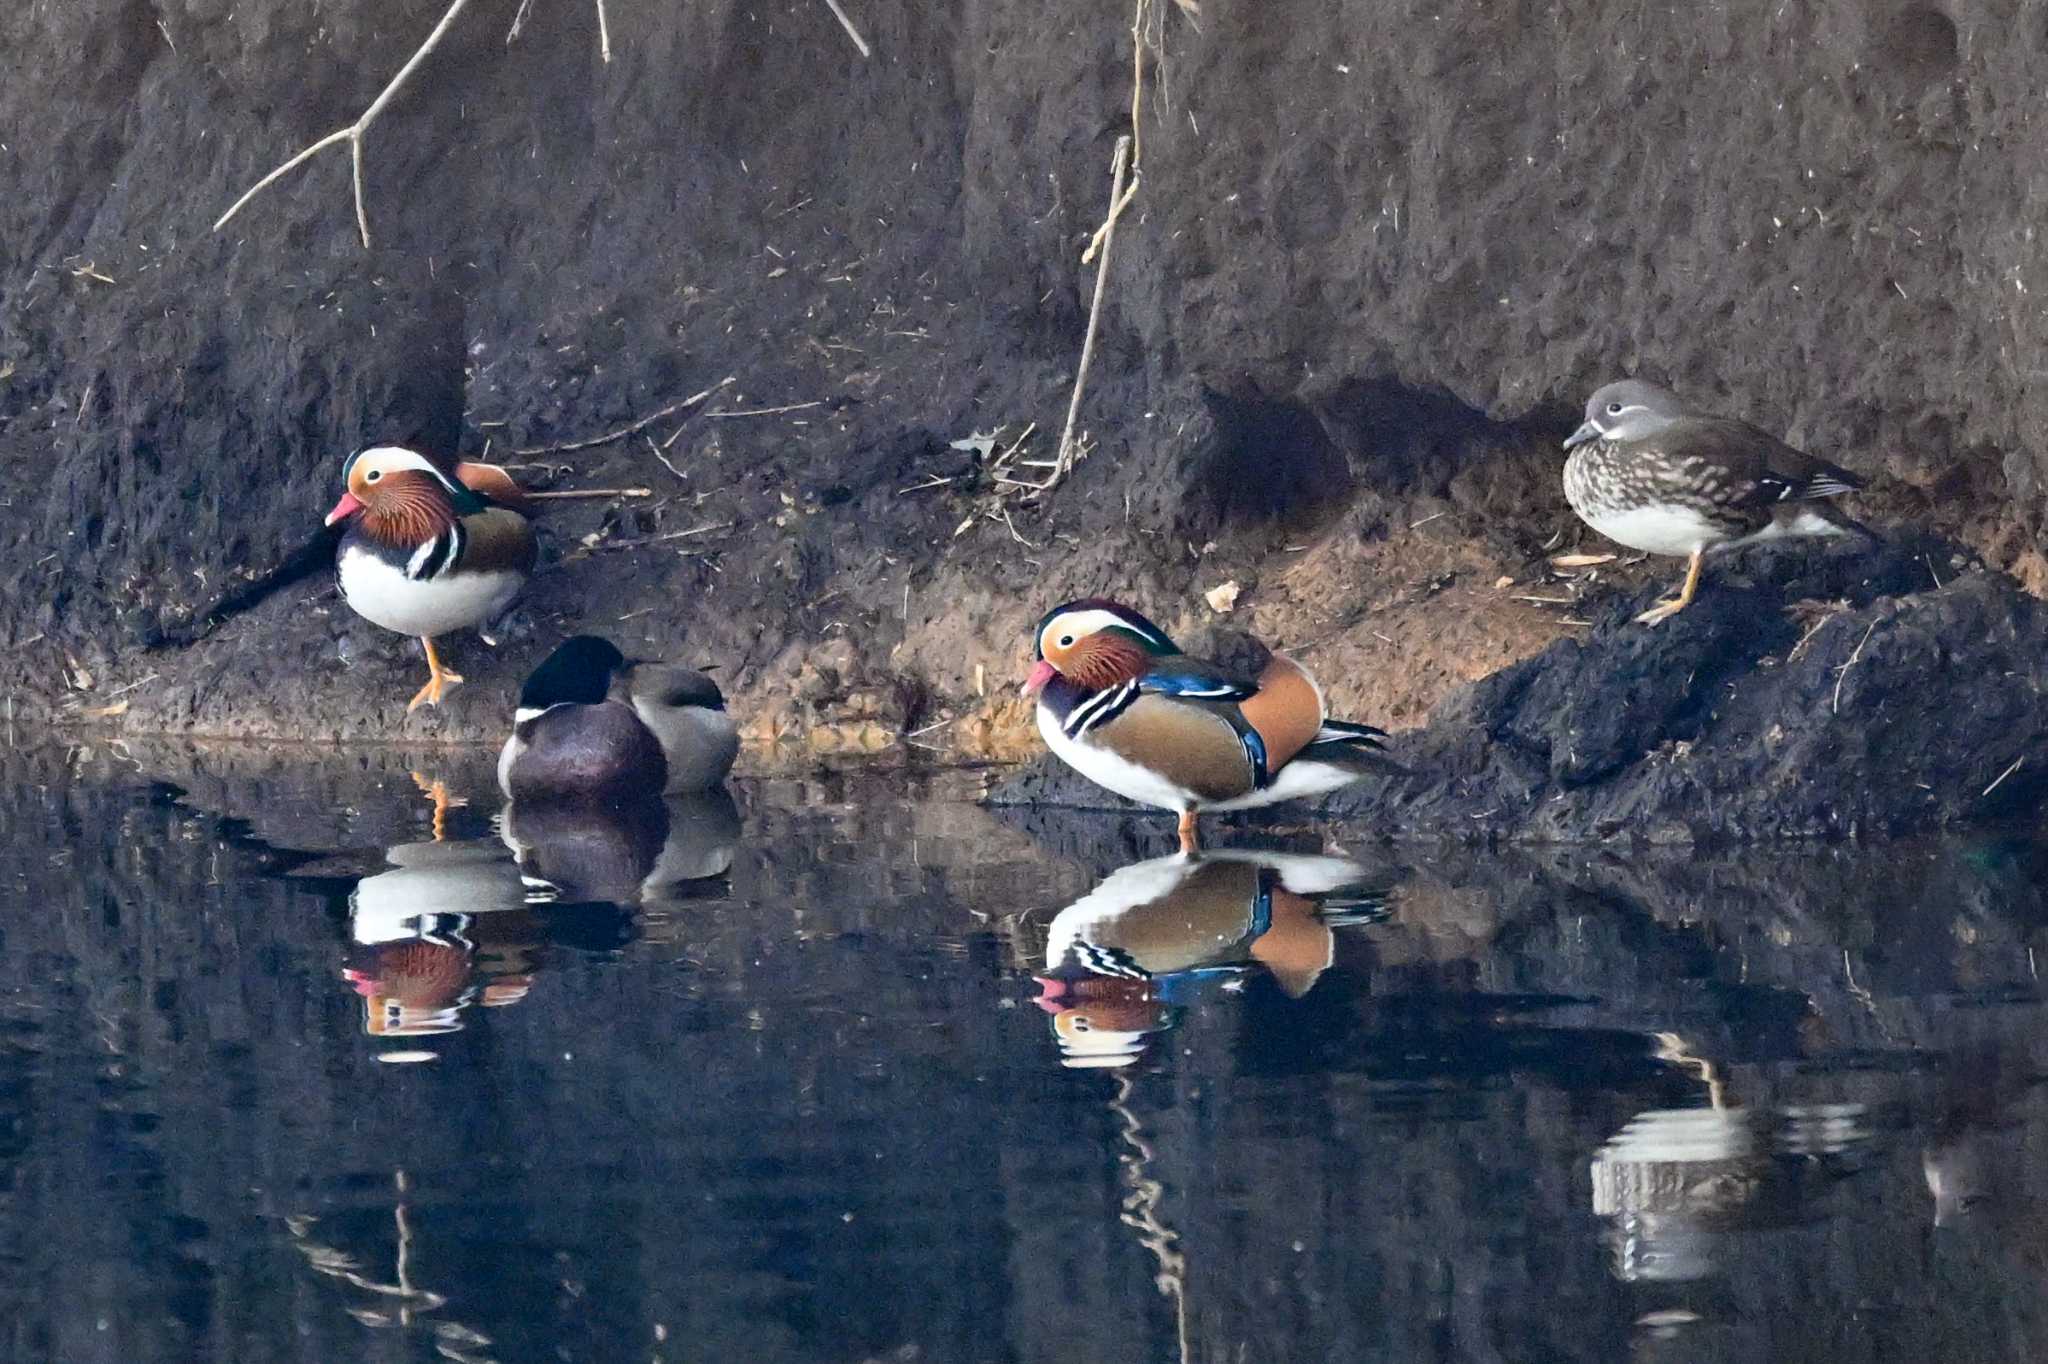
[1023,600,1399,854]
[1035,849,1384,1068]
[343,835,633,1039]
[325,446,538,711]
[344,838,534,1036]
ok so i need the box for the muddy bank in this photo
[6,0,2048,813]
[993,533,2048,842]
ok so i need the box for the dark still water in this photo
[4,745,2048,1363]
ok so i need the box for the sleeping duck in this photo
[498,636,739,801]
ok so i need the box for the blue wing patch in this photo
[1138,670,1255,701]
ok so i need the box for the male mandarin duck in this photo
[1022,599,1398,854]
[324,445,538,711]
[1035,850,1384,1068]
[497,635,739,802]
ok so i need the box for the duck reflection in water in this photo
[338,779,714,1042]
[1035,848,1386,1069]
[499,787,742,905]
[1591,1034,1869,1285]
[1923,1043,2048,1231]
[344,833,644,1038]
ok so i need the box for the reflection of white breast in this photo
[1044,855,1198,968]
[1045,849,1368,970]
[349,841,527,943]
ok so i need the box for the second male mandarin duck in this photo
[1023,599,1398,854]
[325,445,537,711]
[497,635,739,802]
[1563,379,1874,625]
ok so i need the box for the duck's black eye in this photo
[1606,402,1623,414]
[366,469,382,482]
[1058,634,1074,648]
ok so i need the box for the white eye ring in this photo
[366,470,382,482]
[1058,634,1074,647]
[1606,402,1623,414]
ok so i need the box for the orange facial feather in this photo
[1061,632,1150,690]
[354,469,457,551]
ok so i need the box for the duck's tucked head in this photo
[325,445,471,546]
[517,636,629,722]
[1564,379,1687,450]
[1023,598,1177,698]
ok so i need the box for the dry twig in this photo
[705,399,826,420]
[213,0,474,248]
[591,521,734,554]
[1831,620,1878,716]
[819,0,872,57]
[1983,755,2025,799]
[1055,135,1132,482]
[510,378,732,455]
[526,487,652,500]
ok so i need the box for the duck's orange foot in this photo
[1176,810,1202,858]
[406,669,464,712]
[409,771,467,842]
[406,637,464,712]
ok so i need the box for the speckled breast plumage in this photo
[1564,439,1750,557]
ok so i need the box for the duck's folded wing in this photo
[1685,419,1865,504]
[457,506,540,574]
[1236,653,1326,775]
[1136,655,1258,701]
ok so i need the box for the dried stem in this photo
[820,0,872,57]
[509,378,732,455]
[1056,135,1132,481]
[525,487,652,500]
[214,0,473,248]
[1083,0,1152,266]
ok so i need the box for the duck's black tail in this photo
[1298,720,1408,776]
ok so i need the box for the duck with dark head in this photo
[498,635,739,803]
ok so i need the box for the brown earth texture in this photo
[5,0,2048,838]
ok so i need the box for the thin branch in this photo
[646,434,689,482]
[505,0,537,44]
[525,487,651,500]
[596,0,612,62]
[704,399,826,420]
[592,521,735,553]
[1056,135,1132,481]
[509,378,732,455]
[819,0,872,57]
[1082,0,1151,266]
[213,0,473,248]
[1831,620,1878,716]
[1983,755,2025,799]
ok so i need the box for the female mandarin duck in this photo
[497,635,739,802]
[1023,599,1397,854]
[324,445,537,711]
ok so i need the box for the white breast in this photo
[1572,503,1723,558]
[1036,704,1195,813]
[339,543,524,638]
